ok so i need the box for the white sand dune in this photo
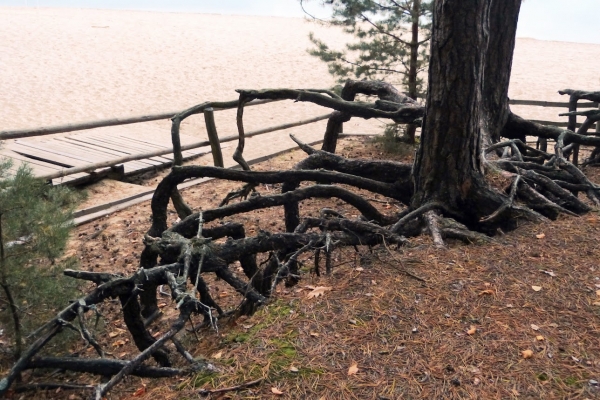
[1,7,599,143]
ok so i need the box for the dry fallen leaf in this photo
[271,387,284,395]
[289,366,299,373]
[596,290,600,298]
[522,349,534,359]
[309,331,320,337]
[467,326,477,335]
[542,270,556,277]
[348,362,359,375]
[536,335,545,341]
[132,386,146,397]
[531,286,542,292]
[530,324,540,331]
[112,339,126,347]
[479,289,494,296]
[536,233,545,239]
[108,331,120,338]
[593,301,600,306]
[306,286,332,299]
[212,351,223,359]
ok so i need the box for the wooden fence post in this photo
[203,108,224,168]
[597,104,600,134]
[567,94,580,165]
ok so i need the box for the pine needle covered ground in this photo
[2,137,599,399]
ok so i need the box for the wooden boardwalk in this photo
[0,130,213,185]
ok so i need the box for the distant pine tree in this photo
[304,0,432,142]
[0,160,80,360]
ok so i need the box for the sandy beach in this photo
[1,7,599,147]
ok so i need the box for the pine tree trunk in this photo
[412,0,520,223]
[404,0,421,144]
[481,0,522,144]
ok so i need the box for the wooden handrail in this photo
[509,99,598,108]
[0,99,281,141]
[1,98,593,142]
[3,92,597,183]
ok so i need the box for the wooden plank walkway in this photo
[0,129,214,185]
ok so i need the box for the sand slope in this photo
[1,7,599,141]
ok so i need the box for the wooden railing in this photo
[0,99,333,180]
[508,98,599,129]
[1,94,597,181]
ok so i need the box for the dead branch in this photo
[26,357,187,378]
[198,377,264,396]
[235,88,424,124]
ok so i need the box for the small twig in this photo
[198,377,264,396]
[325,233,333,274]
[142,309,162,328]
[270,240,316,295]
[89,226,106,240]
[319,208,346,219]
[480,175,521,222]
[95,309,190,399]
[380,240,427,283]
[14,383,95,393]
[196,212,204,238]
[77,303,104,358]
[219,183,258,206]
[171,337,195,364]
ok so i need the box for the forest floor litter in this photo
[2,136,600,399]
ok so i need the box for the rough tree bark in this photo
[412,0,519,225]
[481,0,522,145]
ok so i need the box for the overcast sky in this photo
[4,0,600,44]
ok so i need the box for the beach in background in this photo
[1,7,599,145]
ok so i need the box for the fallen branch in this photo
[198,377,264,396]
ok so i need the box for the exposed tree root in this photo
[3,85,600,398]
